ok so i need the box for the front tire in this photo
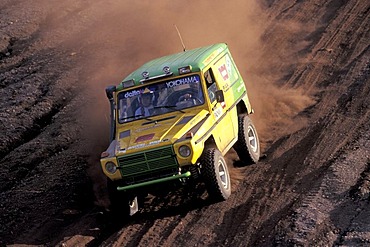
[107,179,130,217]
[234,115,260,164]
[201,148,231,201]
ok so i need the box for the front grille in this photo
[117,146,178,180]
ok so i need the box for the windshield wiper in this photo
[134,114,153,121]
[119,116,136,122]
[120,115,153,122]
[154,105,185,113]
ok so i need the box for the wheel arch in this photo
[204,135,217,149]
[236,100,250,115]
[192,135,217,164]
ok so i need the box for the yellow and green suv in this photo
[100,43,260,215]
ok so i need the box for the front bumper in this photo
[117,171,191,191]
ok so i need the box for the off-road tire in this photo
[234,115,260,165]
[107,179,130,217]
[201,148,231,201]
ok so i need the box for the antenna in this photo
[174,25,186,52]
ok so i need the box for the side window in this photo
[118,94,133,122]
[204,69,217,103]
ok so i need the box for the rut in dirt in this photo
[1,0,369,246]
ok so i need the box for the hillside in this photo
[0,1,369,246]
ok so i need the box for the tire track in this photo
[281,119,370,246]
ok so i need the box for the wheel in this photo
[201,148,231,201]
[107,178,137,219]
[234,115,260,164]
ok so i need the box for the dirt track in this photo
[0,1,369,246]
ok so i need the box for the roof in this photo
[121,43,228,85]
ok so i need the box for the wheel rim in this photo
[247,125,258,153]
[129,200,136,208]
[217,159,229,189]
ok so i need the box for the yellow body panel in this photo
[100,44,254,185]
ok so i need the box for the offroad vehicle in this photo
[100,43,260,215]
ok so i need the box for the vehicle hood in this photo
[115,110,209,155]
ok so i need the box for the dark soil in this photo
[1,0,369,246]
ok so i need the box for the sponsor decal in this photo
[215,54,238,83]
[127,139,166,150]
[218,64,229,81]
[166,75,200,88]
[122,75,200,99]
[203,47,224,65]
[149,140,161,145]
[135,133,155,143]
[237,83,244,93]
[225,55,232,76]
[127,143,146,150]
[213,107,223,119]
[124,89,143,98]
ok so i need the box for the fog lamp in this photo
[178,65,192,74]
[122,79,135,88]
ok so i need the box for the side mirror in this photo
[105,85,116,100]
[215,90,224,103]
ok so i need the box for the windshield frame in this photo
[116,73,205,124]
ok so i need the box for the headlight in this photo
[105,162,117,174]
[179,145,191,157]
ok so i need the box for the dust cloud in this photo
[50,1,315,206]
[74,1,314,145]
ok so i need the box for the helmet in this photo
[138,88,155,106]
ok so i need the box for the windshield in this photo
[117,74,204,123]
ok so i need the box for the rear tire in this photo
[201,148,231,201]
[234,115,260,164]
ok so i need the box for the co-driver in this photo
[135,88,154,117]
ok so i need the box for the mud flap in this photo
[129,196,139,216]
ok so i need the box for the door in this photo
[204,68,235,152]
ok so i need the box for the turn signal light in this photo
[101,151,109,158]
[185,132,194,139]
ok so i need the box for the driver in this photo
[135,88,154,117]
